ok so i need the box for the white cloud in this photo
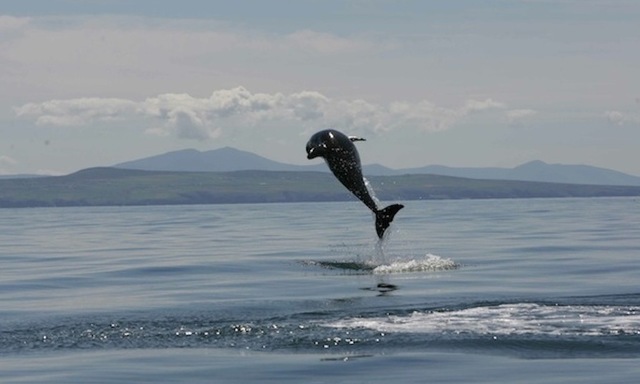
[0,155,18,175]
[139,87,330,139]
[0,155,17,165]
[605,110,640,126]
[15,87,512,139]
[0,15,30,30]
[506,108,537,123]
[463,98,505,113]
[284,30,376,54]
[605,110,624,125]
[14,98,138,126]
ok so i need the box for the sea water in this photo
[1,198,639,383]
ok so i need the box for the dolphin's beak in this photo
[306,145,324,159]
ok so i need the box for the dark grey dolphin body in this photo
[306,129,404,239]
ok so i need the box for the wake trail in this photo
[325,302,640,337]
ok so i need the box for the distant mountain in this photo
[0,174,45,179]
[115,147,324,173]
[114,147,640,186]
[404,160,640,186]
[401,164,509,180]
[509,160,640,186]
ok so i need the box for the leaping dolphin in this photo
[306,129,404,239]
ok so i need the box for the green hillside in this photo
[1,167,639,208]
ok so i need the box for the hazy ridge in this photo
[114,147,640,186]
[2,147,639,208]
[1,167,639,208]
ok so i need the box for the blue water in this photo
[1,198,639,383]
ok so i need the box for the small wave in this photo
[325,303,640,337]
[373,254,459,274]
[303,254,458,274]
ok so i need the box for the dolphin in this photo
[306,129,404,239]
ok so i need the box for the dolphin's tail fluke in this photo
[375,204,404,239]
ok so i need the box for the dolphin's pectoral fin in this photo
[375,204,404,239]
[348,136,366,142]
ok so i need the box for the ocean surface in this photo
[1,197,639,383]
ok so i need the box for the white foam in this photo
[326,303,640,336]
[372,254,459,274]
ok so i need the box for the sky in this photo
[1,0,639,176]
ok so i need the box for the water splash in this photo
[303,253,458,275]
[373,254,459,274]
[325,303,640,337]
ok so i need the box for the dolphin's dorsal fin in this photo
[348,136,366,142]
